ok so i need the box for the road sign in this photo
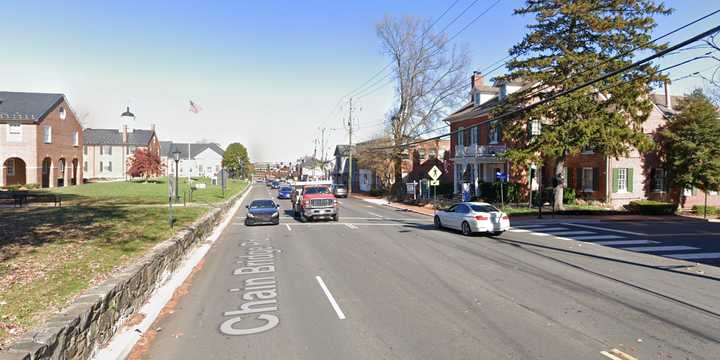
[428,165,442,180]
[495,171,508,181]
[430,179,440,186]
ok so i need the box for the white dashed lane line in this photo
[571,235,625,241]
[315,276,346,320]
[593,240,658,245]
[619,245,699,252]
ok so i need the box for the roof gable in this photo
[0,91,65,123]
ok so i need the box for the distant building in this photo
[83,124,160,180]
[167,143,225,178]
[0,91,83,187]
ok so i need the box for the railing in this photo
[456,144,507,157]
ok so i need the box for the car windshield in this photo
[335,185,345,189]
[304,187,331,195]
[250,200,276,209]
[470,204,500,213]
[280,187,292,192]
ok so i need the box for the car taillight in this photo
[475,215,488,220]
[502,214,509,220]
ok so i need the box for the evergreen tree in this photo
[495,0,671,210]
[661,89,720,206]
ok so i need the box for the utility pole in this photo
[320,127,327,180]
[347,98,354,195]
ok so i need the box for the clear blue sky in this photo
[2,0,717,162]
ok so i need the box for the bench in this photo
[0,191,61,207]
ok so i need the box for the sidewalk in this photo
[351,194,709,223]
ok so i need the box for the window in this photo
[84,161,88,172]
[489,121,499,144]
[7,124,22,142]
[470,126,478,145]
[418,149,426,160]
[429,149,437,158]
[6,159,15,176]
[99,161,104,172]
[653,168,665,192]
[617,168,627,193]
[457,128,464,147]
[83,146,88,155]
[108,161,112,172]
[127,146,136,155]
[401,150,409,160]
[59,107,66,120]
[530,119,541,136]
[105,146,113,155]
[43,126,52,143]
[456,204,470,214]
[100,146,104,155]
[582,167,594,192]
[581,146,594,154]
[73,131,79,146]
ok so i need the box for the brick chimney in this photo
[471,71,485,93]
[664,79,672,110]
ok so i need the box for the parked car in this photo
[433,202,509,236]
[277,186,293,199]
[271,180,280,189]
[332,184,348,198]
[245,199,280,226]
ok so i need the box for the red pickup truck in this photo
[293,185,339,222]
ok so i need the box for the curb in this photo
[0,184,252,360]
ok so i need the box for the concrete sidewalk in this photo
[351,193,707,223]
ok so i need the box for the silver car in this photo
[434,202,510,236]
[333,184,348,198]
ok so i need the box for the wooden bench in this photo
[0,191,61,207]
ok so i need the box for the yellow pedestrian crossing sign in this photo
[428,166,442,180]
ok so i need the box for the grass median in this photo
[0,178,248,347]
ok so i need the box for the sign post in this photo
[496,171,508,209]
[428,165,443,210]
[167,176,175,228]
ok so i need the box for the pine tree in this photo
[661,89,720,206]
[495,0,671,210]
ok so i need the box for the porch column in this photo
[49,163,56,188]
[0,161,5,187]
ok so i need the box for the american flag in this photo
[189,100,203,113]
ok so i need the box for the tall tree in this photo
[356,136,396,190]
[223,143,250,178]
[377,16,470,194]
[495,0,671,210]
[661,89,720,205]
[127,148,164,181]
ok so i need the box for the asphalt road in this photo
[137,184,720,360]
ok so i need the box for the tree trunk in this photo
[553,157,566,211]
[391,153,404,197]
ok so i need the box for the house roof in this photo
[83,128,156,146]
[160,141,174,157]
[0,91,65,123]
[169,143,225,160]
[444,96,501,123]
[650,93,684,116]
[334,144,355,157]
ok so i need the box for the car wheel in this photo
[434,216,442,229]
[461,222,472,236]
[244,220,251,226]
[273,220,280,225]
[332,214,339,222]
[490,231,503,237]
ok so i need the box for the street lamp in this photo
[172,149,182,202]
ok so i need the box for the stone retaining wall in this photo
[0,187,248,360]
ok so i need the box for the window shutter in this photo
[108,161,112,172]
[100,146,104,155]
[649,168,656,191]
[497,123,503,143]
[612,169,619,193]
[592,168,600,192]
[627,168,634,193]
[576,168,583,191]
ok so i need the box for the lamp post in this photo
[172,149,182,202]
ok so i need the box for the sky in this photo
[2,0,718,162]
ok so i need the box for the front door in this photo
[41,158,51,188]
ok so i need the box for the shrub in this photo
[692,205,718,215]
[476,181,523,204]
[369,188,385,197]
[563,187,576,205]
[625,200,677,215]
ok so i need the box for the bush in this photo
[625,200,677,215]
[563,187,576,205]
[369,188,385,197]
[476,181,523,204]
[692,205,718,215]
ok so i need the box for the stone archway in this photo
[3,158,27,186]
[41,157,52,188]
[57,158,66,187]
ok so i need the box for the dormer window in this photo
[473,92,480,106]
[59,107,66,120]
[499,86,508,100]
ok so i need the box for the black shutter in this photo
[649,168,656,191]
[592,168,600,192]
[576,168,583,191]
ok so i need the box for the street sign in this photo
[495,171,508,181]
[430,179,440,186]
[428,165,442,180]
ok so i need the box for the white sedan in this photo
[434,202,510,236]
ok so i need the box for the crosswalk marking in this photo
[508,229,531,233]
[666,252,720,260]
[572,235,625,241]
[530,227,569,232]
[593,240,659,245]
[538,230,594,236]
[511,225,549,229]
[562,223,645,236]
[619,245,699,252]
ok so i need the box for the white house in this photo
[167,143,224,178]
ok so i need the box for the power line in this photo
[369,25,720,151]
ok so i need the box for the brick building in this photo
[444,72,719,208]
[0,91,83,188]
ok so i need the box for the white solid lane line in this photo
[531,227,570,232]
[367,212,383,218]
[508,229,531,233]
[593,240,659,245]
[563,223,645,236]
[315,276,347,320]
[345,223,359,229]
[539,230,595,236]
[511,225,549,229]
[667,252,720,260]
[619,245,699,252]
[572,235,625,241]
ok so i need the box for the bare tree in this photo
[377,16,470,194]
[356,136,395,190]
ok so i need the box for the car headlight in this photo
[247,213,255,218]
[272,212,279,217]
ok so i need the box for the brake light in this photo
[502,214,509,220]
[475,215,488,220]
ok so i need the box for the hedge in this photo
[625,200,677,215]
[692,205,718,215]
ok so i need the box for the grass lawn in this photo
[0,179,248,347]
[47,177,247,205]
